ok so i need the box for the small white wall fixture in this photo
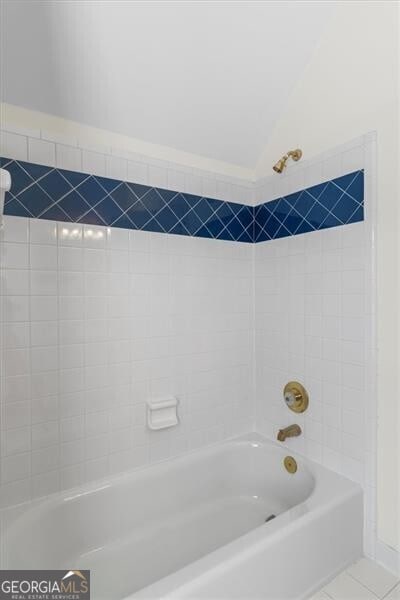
[147,398,178,431]
[0,168,11,229]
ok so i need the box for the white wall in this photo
[0,103,253,184]
[0,216,254,507]
[256,1,399,554]
[0,1,333,169]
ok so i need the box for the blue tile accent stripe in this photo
[254,170,364,242]
[0,157,253,243]
[1,157,364,243]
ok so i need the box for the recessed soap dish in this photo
[147,397,178,431]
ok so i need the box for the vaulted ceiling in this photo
[1,1,333,168]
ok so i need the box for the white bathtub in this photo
[1,433,362,599]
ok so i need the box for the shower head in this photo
[272,158,287,174]
[273,149,302,174]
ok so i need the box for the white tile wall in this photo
[0,216,254,507]
[254,134,377,559]
[255,222,371,465]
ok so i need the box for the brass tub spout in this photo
[277,424,302,442]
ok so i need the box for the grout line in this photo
[345,571,381,598]
[382,583,400,599]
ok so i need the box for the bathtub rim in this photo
[1,432,317,521]
[0,431,360,537]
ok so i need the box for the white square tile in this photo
[30,244,58,270]
[107,250,129,272]
[30,219,57,244]
[342,409,361,436]
[1,131,28,161]
[5,348,30,377]
[60,465,85,490]
[342,340,365,365]
[1,216,29,243]
[127,160,148,185]
[31,371,58,399]
[30,321,58,346]
[30,296,58,321]
[60,344,84,369]
[202,177,217,199]
[32,421,59,449]
[0,479,31,508]
[58,223,83,246]
[31,396,58,424]
[323,572,377,600]
[341,317,365,343]
[28,138,56,166]
[321,154,343,181]
[2,401,31,429]
[3,270,30,295]
[31,446,59,475]
[56,144,82,171]
[1,242,29,269]
[107,227,129,250]
[81,150,106,177]
[59,368,84,395]
[60,416,84,443]
[60,439,85,466]
[83,225,106,248]
[341,145,364,173]
[59,320,85,345]
[167,169,185,192]
[4,322,30,348]
[1,453,31,483]
[58,246,84,271]
[84,248,106,272]
[184,172,202,196]
[31,346,59,373]
[3,375,31,403]
[59,296,85,320]
[59,271,84,296]
[342,294,365,317]
[106,155,127,180]
[30,270,57,295]
[3,426,31,456]
[346,558,399,598]
[148,165,167,189]
[342,270,365,295]
[342,363,365,390]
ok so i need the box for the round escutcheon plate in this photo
[284,456,298,474]
[283,381,309,413]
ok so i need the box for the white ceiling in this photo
[1,1,333,168]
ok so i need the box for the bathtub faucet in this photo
[277,424,302,442]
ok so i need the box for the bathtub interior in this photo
[2,437,315,599]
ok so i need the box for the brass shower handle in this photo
[283,381,309,413]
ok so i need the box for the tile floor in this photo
[311,558,399,600]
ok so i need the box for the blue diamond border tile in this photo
[1,157,364,243]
